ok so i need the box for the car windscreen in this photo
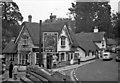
[104,54,108,56]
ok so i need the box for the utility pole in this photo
[39,20,42,67]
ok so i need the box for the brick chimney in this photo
[28,15,32,22]
[50,13,56,22]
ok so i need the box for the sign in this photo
[43,32,58,52]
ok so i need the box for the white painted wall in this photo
[85,52,96,60]
[76,48,96,61]
[95,37,106,50]
[76,48,86,61]
[57,26,71,52]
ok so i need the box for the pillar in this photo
[59,53,61,62]
[43,53,47,68]
[18,53,20,65]
[64,52,67,61]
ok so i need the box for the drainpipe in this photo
[39,20,42,67]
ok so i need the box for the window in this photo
[36,53,39,65]
[71,53,73,59]
[61,36,66,47]
[102,40,105,47]
[11,55,14,61]
[61,53,65,61]
[23,39,27,45]
[22,34,29,45]
[19,54,27,65]
[92,51,95,56]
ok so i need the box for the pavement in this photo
[52,60,95,72]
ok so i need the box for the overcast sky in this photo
[14,0,120,22]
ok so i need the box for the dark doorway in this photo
[47,53,52,69]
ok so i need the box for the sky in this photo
[14,0,120,22]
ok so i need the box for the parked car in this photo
[115,55,120,62]
[115,49,120,62]
[102,52,112,60]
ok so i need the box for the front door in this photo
[47,53,52,69]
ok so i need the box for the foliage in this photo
[1,1,23,49]
[69,2,113,38]
[113,13,120,44]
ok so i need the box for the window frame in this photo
[19,54,27,65]
[36,53,39,65]
[61,36,66,48]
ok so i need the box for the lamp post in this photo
[39,20,42,67]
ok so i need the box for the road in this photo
[75,59,118,81]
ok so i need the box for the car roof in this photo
[103,52,110,54]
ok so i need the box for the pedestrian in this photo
[9,62,13,78]
[13,64,18,80]
[41,64,44,68]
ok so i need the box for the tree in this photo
[69,1,113,38]
[113,13,120,44]
[1,1,23,49]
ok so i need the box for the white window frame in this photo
[19,54,27,65]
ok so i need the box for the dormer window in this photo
[102,40,104,47]
[22,34,29,45]
[61,36,66,48]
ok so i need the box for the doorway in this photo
[47,53,52,69]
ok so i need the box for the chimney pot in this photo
[94,26,99,33]
[11,37,16,42]
[28,15,32,22]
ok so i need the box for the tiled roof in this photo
[68,28,99,52]
[3,41,17,54]
[16,21,99,53]
[76,32,105,42]
[67,27,79,47]
[75,34,99,52]
[23,21,67,45]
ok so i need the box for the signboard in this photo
[43,32,58,52]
